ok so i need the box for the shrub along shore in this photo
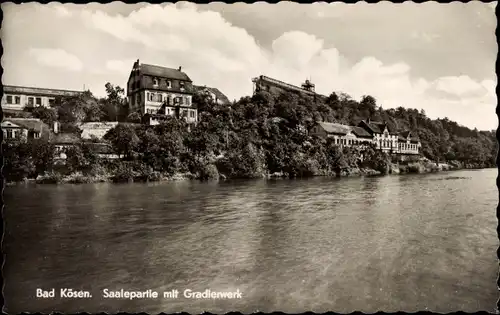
[3,84,496,186]
[7,155,485,186]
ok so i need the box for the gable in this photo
[1,121,24,129]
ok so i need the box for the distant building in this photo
[1,85,82,113]
[310,119,421,155]
[252,75,326,100]
[1,118,56,142]
[194,85,231,105]
[77,122,120,140]
[126,59,197,124]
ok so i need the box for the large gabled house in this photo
[126,59,198,125]
[357,119,399,153]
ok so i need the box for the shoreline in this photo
[5,163,493,186]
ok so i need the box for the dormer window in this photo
[180,81,185,90]
[153,78,159,87]
[166,80,172,88]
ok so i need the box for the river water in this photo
[3,169,498,313]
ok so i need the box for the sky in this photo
[1,1,497,130]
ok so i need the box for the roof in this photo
[317,122,351,135]
[359,120,395,134]
[194,85,231,104]
[139,63,192,82]
[3,85,83,97]
[2,118,44,133]
[350,126,373,138]
[52,133,81,145]
[78,122,119,129]
[398,131,420,142]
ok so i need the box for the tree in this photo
[32,107,57,126]
[103,124,140,159]
[103,82,127,122]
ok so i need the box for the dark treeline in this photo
[3,84,497,183]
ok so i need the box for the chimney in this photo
[53,121,59,134]
[178,66,182,72]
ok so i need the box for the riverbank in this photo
[5,159,489,186]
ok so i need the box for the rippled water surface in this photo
[3,169,498,313]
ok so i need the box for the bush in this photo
[198,163,219,180]
[36,171,63,184]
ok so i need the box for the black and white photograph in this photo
[1,1,498,313]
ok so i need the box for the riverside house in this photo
[127,59,198,126]
[310,120,421,155]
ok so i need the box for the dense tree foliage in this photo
[3,83,497,183]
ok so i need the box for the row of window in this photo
[401,143,418,151]
[5,95,55,106]
[146,108,197,119]
[131,78,186,90]
[3,129,40,139]
[334,138,369,145]
[146,92,191,106]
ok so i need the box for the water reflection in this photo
[3,169,498,313]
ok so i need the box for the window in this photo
[6,95,12,104]
[153,78,159,86]
[34,132,40,139]
[157,94,162,102]
[28,97,34,106]
[186,97,191,106]
[180,81,185,90]
[190,110,195,118]
[48,98,54,106]
[6,130,13,138]
[36,97,42,106]
[179,97,184,105]
[182,110,188,117]
[15,96,20,104]
[167,81,172,88]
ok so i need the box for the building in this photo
[127,59,197,124]
[252,75,326,100]
[194,85,231,105]
[398,131,421,154]
[2,85,82,113]
[310,122,373,146]
[310,119,421,155]
[1,118,56,142]
[357,119,399,152]
[77,122,120,140]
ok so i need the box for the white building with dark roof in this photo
[310,119,421,155]
[126,59,197,125]
[1,85,83,113]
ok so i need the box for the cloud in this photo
[53,5,72,18]
[106,59,136,74]
[29,48,83,72]
[5,3,494,130]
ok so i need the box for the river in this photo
[3,169,498,313]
